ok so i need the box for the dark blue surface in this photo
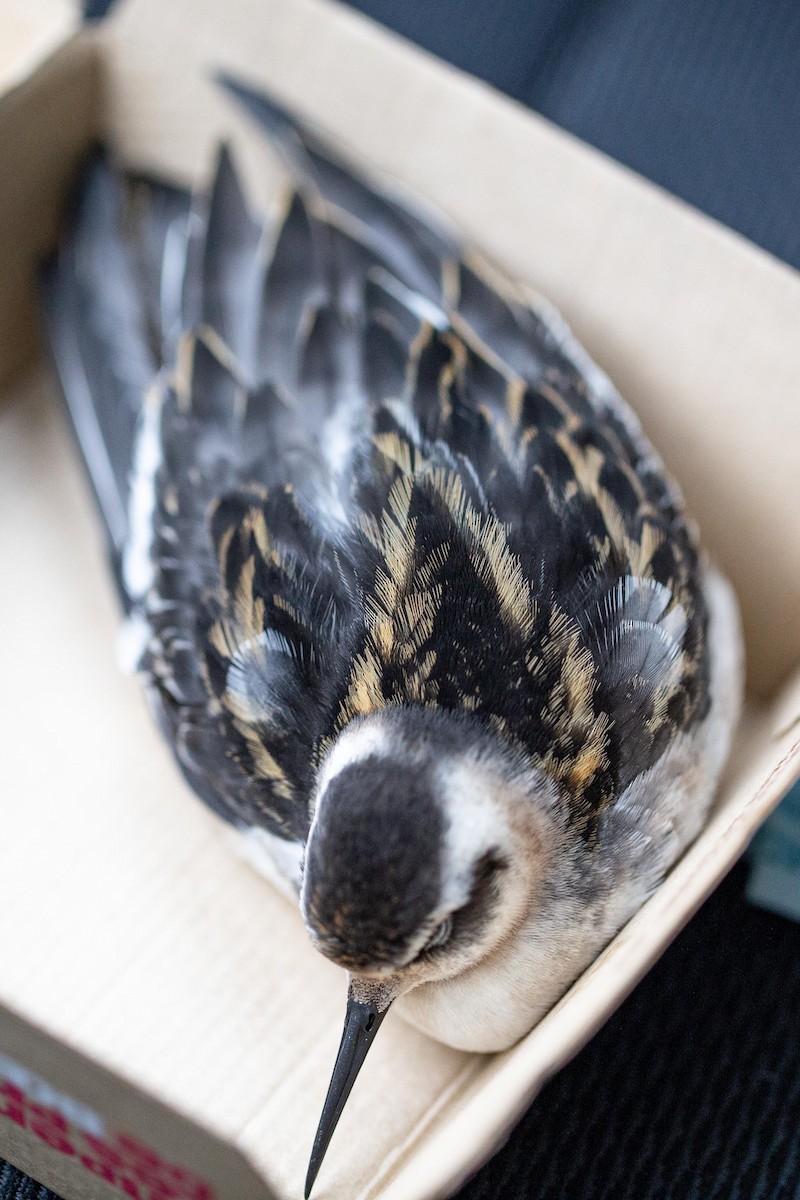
[344,0,800,270]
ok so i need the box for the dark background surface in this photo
[344,0,800,271]
[5,0,800,1196]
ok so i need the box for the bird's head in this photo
[300,706,561,1194]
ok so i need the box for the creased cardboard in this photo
[1,1,799,1198]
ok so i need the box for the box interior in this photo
[1,1,800,1198]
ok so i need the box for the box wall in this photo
[0,27,97,390]
[0,1001,272,1200]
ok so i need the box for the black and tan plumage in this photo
[41,76,742,1196]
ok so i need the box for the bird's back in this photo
[42,80,715,855]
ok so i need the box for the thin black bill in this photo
[304,995,389,1197]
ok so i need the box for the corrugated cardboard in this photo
[1,1,799,1198]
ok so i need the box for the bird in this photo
[40,74,743,1197]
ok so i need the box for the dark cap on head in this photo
[303,755,444,968]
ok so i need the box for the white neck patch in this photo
[435,758,510,915]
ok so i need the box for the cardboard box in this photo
[1,1,799,1197]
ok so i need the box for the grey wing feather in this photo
[217,72,459,306]
[199,144,264,374]
[41,153,157,591]
[127,172,192,362]
[255,191,325,387]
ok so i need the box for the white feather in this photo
[314,719,392,802]
[123,384,163,599]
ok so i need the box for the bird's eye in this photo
[425,917,452,952]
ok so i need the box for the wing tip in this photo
[214,69,294,139]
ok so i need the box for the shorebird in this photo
[41,75,742,1196]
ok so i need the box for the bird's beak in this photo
[305,979,393,1197]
